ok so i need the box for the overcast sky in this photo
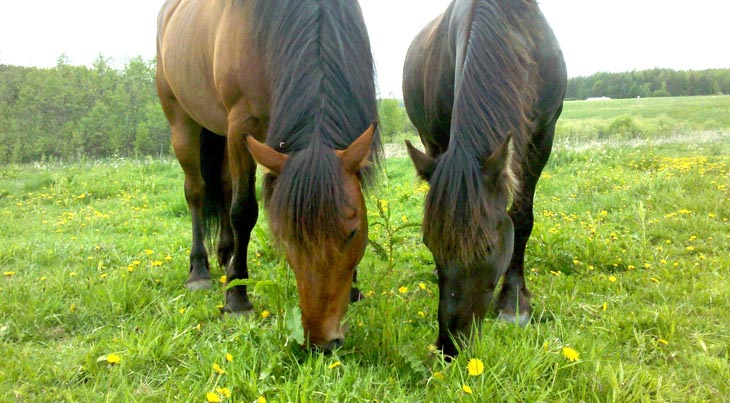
[2,1,729,98]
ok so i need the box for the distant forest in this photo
[565,68,730,100]
[1,58,729,163]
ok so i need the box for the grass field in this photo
[2,97,730,402]
[556,95,730,144]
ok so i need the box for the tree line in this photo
[566,68,730,100]
[2,59,729,163]
[1,56,169,164]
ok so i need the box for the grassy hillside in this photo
[1,132,729,401]
[556,95,730,143]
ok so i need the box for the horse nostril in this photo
[321,337,344,352]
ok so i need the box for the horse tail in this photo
[199,128,226,245]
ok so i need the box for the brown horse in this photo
[403,0,566,357]
[156,0,380,350]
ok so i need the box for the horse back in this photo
[156,0,269,136]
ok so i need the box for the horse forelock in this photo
[423,148,513,266]
[265,143,352,261]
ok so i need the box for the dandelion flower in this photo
[107,353,121,364]
[562,346,580,362]
[144,249,153,255]
[212,363,226,375]
[220,275,227,284]
[432,372,444,380]
[70,304,76,313]
[225,353,233,362]
[398,286,408,294]
[261,310,270,319]
[256,397,267,403]
[328,361,342,369]
[462,384,473,394]
[3,271,15,277]
[466,358,485,376]
[151,260,163,267]
[165,255,173,261]
[657,338,669,346]
[418,282,426,290]
[608,275,617,283]
[179,308,186,314]
[216,387,231,398]
[206,392,221,403]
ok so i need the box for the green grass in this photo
[556,95,730,143]
[2,97,730,402]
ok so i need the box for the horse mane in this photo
[250,0,380,255]
[423,0,539,263]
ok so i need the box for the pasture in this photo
[2,97,730,402]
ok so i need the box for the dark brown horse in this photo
[156,0,380,350]
[403,0,566,357]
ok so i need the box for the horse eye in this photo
[344,229,358,244]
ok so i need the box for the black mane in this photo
[250,0,380,253]
[424,0,539,262]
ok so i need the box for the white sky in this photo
[1,1,729,98]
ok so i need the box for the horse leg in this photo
[217,150,234,268]
[496,121,557,326]
[171,119,212,290]
[350,270,364,302]
[222,116,261,315]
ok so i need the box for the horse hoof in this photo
[497,311,530,327]
[221,307,254,319]
[185,278,211,291]
[350,287,365,303]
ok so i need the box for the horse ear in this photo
[405,140,436,181]
[245,135,288,175]
[337,122,376,173]
[482,133,513,187]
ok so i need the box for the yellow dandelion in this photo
[216,387,231,398]
[256,396,267,403]
[462,384,473,394]
[657,338,669,346]
[685,246,695,251]
[562,346,580,362]
[401,215,408,223]
[132,260,141,266]
[427,344,438,353]
[3,271,15,277]
[432,372,444,380]
[40,276,47,281]
[608,275,617,283]
[650,277,660,283]
[164,255,173,261]
[417,311,426,318]
[144,249,153,255]
[466,358,485,376]
[398,286,408,294]
[328,361,342,369]
[419,282,426,290]
[212,363,226,375]
[205,392,221,403]
[70,304,77,313]
[220,275,227,284]
[151,260,163,267]
[179,308,186,314]
[127,266,134,272]
[225,353,233,362]
[602,302,607,311]
[70,272,77,277]
[261,310,271,319]
[106,353,121,364]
